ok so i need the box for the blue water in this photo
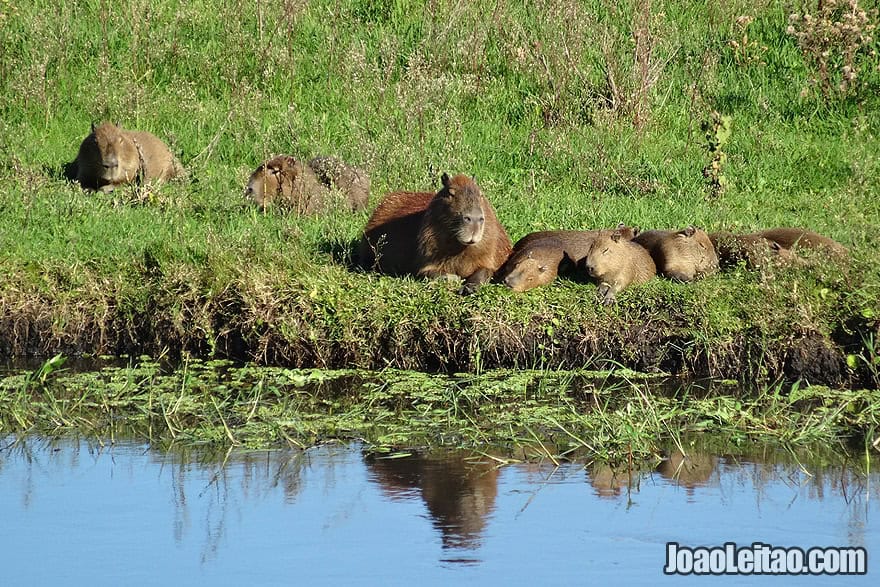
[0,436,875,585]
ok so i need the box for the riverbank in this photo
[1,1,879,386]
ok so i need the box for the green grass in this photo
[1,0,879,384]
[1,357,877,461]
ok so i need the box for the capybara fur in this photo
[358,173,512,294]
[244,155,369,213]
[633,226,719,281]
[755,227,848,257]
[72,122,183,193]
[509,224,639,269]
[709,231,794,269]
[307,155,370,212]
[496,237,570,292]
[584,228,656,305]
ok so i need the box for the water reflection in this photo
[365,453,499,551]
[1,436,878,584]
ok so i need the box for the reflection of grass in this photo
[1,358,877,463]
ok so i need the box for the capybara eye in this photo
[463,215,472,223]
[539,266,547,273]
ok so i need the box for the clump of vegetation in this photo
[728,15,768,66]
[787,0,879,97]
[701,110,731,199]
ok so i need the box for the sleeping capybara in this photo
[755,227,848,257]
[584,228,656,304]
[72,122,183,192]
[509,224,639,269]
[633,226,719,281]
[244,155,369,213]
[496,236,570,292]
[358,173,512,294]
[709,231,793,269]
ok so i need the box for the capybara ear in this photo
[632,225,641,237]
[679,226,697,238]
[441,172,451,188]
[611,231,622,243]
[91,121,96,133]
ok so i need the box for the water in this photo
[0,436,875,585]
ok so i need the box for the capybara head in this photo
[501,238,567,292]
[244,155,300,208]
[584,229,630,281]
[82,122,140,191]
[664,226,719,281]
[431,173,486,246]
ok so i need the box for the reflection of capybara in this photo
[365,453,499,550]
[244,155,369,213]
[656,449,715,495]
[358,173,512,294]
[71,122,183,193]
[584,229,656,304]
[633,226,719,281]
[588,463,637,499]
[496,237,569,292]
[709,231,793,269]
[755,228,848,257]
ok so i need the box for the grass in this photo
[0,0,879,385]
[1,357,877,462]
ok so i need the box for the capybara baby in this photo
[584,228,656,304]
[72,122,183,193]
[307,155,370,211]
[510,224,639,269]
[633,226,719,281]
[496,236,569,292]
[358,173,512,294]
[709,231,793,269]
[755,227,848,257]
[244,155,369,213]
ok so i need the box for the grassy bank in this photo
[1,358,877,460]
[1,1,879,384]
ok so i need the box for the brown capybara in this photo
[755,227,848,257]
[496,237,570,292]
[584,228,656,304]
[72,122,183,193]
[709,231,794,269]
[633,226,719,282]
[358,173,512,294]
[509,224,639,269]
[307,155,370,211]
[244,155,369,213]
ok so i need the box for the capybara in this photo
[307,155,370,211]
[72,122,183,193]
[709,231,793,269]
[755,227,848,257]
[584,228,656,304]
[358,173,512,294]
[633,226,719,281]
[244,155,369,213]
[509,224,639,269]
[496,236,570,292]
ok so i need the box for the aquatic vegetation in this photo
[1,358,877,463]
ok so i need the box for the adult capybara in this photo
[584,228,656,304]
[244,155,369,213]
[755,227,848,257]
[358,173,512,294]
[72,122,183,192]
[496,236,570,292]
[709,231,793,269]
[633,226,719,281]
